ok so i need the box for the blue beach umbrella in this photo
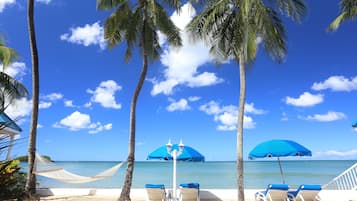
[249,139,312,183]
[147,141,204,200]
[352,121,357,130]
[147,144,205,162]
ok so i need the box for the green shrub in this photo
[0,159,27,200]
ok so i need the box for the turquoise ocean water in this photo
[21,160,357,189]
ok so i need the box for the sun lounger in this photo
[255,184,289,201]
[145,184,167,201]
[179,183,200,201]
[287,184,321,201]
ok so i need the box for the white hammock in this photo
[33,153,124,183]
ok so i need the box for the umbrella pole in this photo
[277,157,285,184]
[173,150,177,200]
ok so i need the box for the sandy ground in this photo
[36,188,357,201]
[40,196,119,201]
[37,188,256,201]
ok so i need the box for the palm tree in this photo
[187,0,306,200]
[96,0,182,200]
[0,37,28,110]
[328,0,357,31]
[25,0,40,197]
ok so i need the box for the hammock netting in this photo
[33,153,124,183]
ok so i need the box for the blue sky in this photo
[1,0,357,161]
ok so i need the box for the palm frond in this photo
[143,19,155,58]
[160,0,181,11]
[0,72,28,110]
[99,0,181,63]
[96,0,126,10]
[124,8,142,62]
[0,46,18,68]
[103,2,132,48]
[328,13,346,31]
[328,0,357,31]
[275,0,307,23]
[152,2,181,47]
[256,4,286,63]
[187,0,231,43]
[341,0,357,18]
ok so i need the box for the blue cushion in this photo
[145,184,165,189]
[256,184,289,197]
[267,184,289,190]
[299,184,321,191]
[289,184,321,197]
[179,183,199,189]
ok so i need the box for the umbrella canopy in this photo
[352,121,357,128]
[147,144,205,162]
[249,139,311,184]
[249,139,312,159]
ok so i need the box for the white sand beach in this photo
[37,188,357,201]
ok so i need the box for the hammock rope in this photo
[33,153,124,183]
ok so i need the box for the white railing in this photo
[323,163,357,190]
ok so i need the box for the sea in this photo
[20,160,357,189]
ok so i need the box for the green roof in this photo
[0,112,22,133]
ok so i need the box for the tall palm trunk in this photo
[237,54,246,201]
[25,0,40,197]
[119,21,148,201]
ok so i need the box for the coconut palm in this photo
[0,37,28,110]
[328,0,357,31]
[96,0,182,200]
[187,0,306,200]
[25,0,40,197]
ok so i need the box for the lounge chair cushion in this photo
[180,183,199,189]
[145,184,166,201]
[145,184,165,189]
[255,184,289,201]
[288,184,321,201]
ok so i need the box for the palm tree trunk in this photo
[237,54,246,201]
[119,23,148,201]
[25,0,40,197]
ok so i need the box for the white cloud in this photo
[39,101,52,109]
[215,112,237,131]
[36,0,51,4]
[1,62,27,80]
[245,103,266,114]
[0,0,15,12]
[166,98,190,112]
[87,80,122,109]
[84,102,92,108]
[42,93,63,101]
[53,111,112,134]
[305,111,346,122]
[150,3,223,96]
[64,100,76,107]
[5,97,32,120]
[60,22,106,50]
[281,112,288,121]
[54,111,91,131]
[88,123,112,134]
[314,149,357,160]
[312,75,357,92]
[199,101,223,115]
[3,92,62,123]
[285,92,324,107]
[188,96,201,102]
[199,101,264,131]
